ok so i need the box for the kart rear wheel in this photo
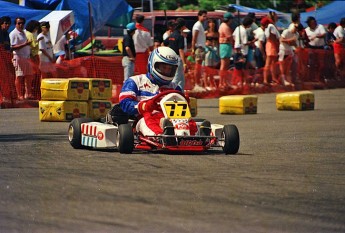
[117,124,134,154]
[221,124,240,155]
[68,118,93,149]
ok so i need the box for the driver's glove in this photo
[137,98,158,115]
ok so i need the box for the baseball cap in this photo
[224,12,234,20]
[260,17,271,27]
[182,26,190,33]
[126,22,136,31]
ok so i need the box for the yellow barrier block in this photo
[88,100,112,120]
[219,95,258,114]
[276,91,314,110]
[77,78,112,100]
[41,78,89,101]
[189,97,197,117]
[39,100,88,121]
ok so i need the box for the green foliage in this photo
[153,0,332,13]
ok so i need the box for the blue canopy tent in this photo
[300,1,345,26]
[226,4,291,29]
[0,1,50,31]
[22,0,134,44]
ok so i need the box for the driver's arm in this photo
[119,79,140,115]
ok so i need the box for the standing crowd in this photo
[0,16,74,101]
[122,11,345,94]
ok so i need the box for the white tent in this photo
[39,10,75,45]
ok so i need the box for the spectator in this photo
[203,37,219,90]
[53,31,72,64]
[233,17,254,87]
[162,19,175,40]
[296,23,309,48]
[305,16,326,82]
[122,22,136,83]
[205,18,219,49]
[233,17,254,60]
[182,27,190,53]
[288,12,301,83]
[305,16,326,49]
[279,23,298,86]
[232,44,247,87]
[333,17,345,79]
[290,12,301,29]
[263,12,280,85]
[133,14,153,74]
[153,37,162,49]
[246,12,259,70]
[25,20,40,99]
[253,17,269,71]
[0,16,11,51]
[9,17,34,100]
[325,22,337,50]
[37,21,56,78]
[218,12,234,89]
[25,20,40,64]
[191,10,207,89]
[0,16,15,101]
[165,18,187,90]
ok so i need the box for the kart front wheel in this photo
[117,124,134,154]
[68,118,93,149]
[221,125,240,155]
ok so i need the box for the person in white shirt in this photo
[305,16,326,49]
[9,17,33,100]
[37,21,56,78]
[279,24,298,86]
[233,17,254,58]
[191,10,207,89]
[305,17,326,82]
[53,32,70,64]
[133,14,153,74]
[253,17,269,70]
[263,12,280,85]
[333,17,345,79]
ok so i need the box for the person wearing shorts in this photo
[191,10,207,89]
[9,17,34,100]
[263,12,280,85]
[333,18,345,79]
[218,12,233,88]
[278,25,298,86]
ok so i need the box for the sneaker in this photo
[199,120,211,136]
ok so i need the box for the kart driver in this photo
[119,46,198,136]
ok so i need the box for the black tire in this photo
[117,124,134,154]
[68,118,93,149]
[221,125,240,155]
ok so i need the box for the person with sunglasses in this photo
[9,17,34,100]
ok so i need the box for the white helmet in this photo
[147,47,179,85]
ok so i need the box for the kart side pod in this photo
[80,122,118,148]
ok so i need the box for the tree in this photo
[153,0,331,13]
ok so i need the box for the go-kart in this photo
[68,90,240,154]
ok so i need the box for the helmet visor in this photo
[154,62,178,78]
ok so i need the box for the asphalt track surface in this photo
[1,89,345,233]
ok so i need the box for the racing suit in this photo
[119,74,197,136]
